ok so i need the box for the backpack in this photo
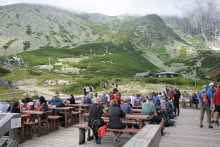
[202,92,210,105]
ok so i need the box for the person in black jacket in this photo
[108,99,126,145]
[88,99,107,144]
[173,89,180,116]
[11,101,20,113]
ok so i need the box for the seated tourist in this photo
[142,96,164,135]
[51,91,62,101]
[11,101,20,113]
[5,100,12,112]
[82,93,92,104]
[48,94,62,113]
[69,94,76,104]
[190,92,199,108]
[100,92,108,104]
[20,93,34,110]
[108,99,126,145]
[35,96,49,111]
[121,98,133,116]
[92,92,99,103]
[88,99,107,144]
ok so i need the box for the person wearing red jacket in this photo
[213,87,220,125]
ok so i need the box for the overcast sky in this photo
[0,0,219,16]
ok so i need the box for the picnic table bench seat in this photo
[48,115,63,132]
[72,111,81,124]
[24,122,38,140]
[74,124,140,145]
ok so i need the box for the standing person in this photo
[198,85,213,128]
[108,99,126,145]
[112,81,115,87]
[168,89,175,100]
[86,86,90,93]
[88,99,107,144]
[213,86,220,125]
[129,93,136,106]
[153,92,160,107]
[116,83,118,88]
[166,86,170,95]
[207,82,216,123]
[113,89,121,105]
[142,96,164,135]
[89,85,93,93]
[83,86,87,96]
[173,89,180,116]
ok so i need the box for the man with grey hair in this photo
[100,92,108,104]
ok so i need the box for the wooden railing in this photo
[0,90,38,101]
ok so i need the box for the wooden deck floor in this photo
[18,118,131,147]
[18,108,220,147]
[160,108,220,147]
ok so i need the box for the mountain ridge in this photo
[0,4,219,79]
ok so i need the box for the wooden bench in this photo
[74,124,94,144]
[72,112,81,124]
[74,124,140,145]
[24,122,37,140]
[48,115,63,132]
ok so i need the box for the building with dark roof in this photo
[155,72,179,78]
[134,72,154,78]
[203,62,220,88]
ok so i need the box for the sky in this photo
[0,0,219,16]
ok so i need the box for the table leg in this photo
[38,115,42,137]
[20,117,25,143]
[70,110,73,126]
[139,120,144,129]
[45,114,49,134]
[64,110,68,128]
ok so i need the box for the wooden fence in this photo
[0,90,38,101]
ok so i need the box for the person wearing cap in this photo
[213,86,220,125]
[198,85,213,128]
[141,96,164,135]
[207,82,216,123]
[48,94,62,113]
[51,91,62,101]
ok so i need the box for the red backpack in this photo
[202,92,210,105]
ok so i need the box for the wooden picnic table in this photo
[132,106,142,109]
[65,104,90,121]
[84,113,149,129]
[132,109,142,113]
[21,110,49,137]
[49,107,74,128]
[20,115,28,143]
[124,114,149,129]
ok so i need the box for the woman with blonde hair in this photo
[108,99,126,145]
[82,93,92,104]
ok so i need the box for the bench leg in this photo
[57,119,59,130]
[78,128,86,144]
[76,115,79,123]
[29,126,32,139]
[87,129,93,141]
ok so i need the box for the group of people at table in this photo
[85,88,165,145]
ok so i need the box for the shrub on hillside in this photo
[28,70,42,76]
[0,67,11,76]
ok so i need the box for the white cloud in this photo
[0,0,219,16]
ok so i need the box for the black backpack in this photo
[56,102,65,107]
